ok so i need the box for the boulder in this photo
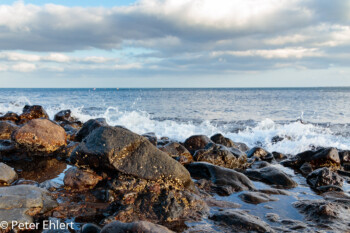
[75,118,108,141]
[239,191,278,204]
[81,223,101,233]
[12,119,67,153]
[142,132,157,146]
[209,209,275,233]
[0,185,57,231]
[100,221,174,233]
[0,121,18,140]
[186,162,255,194]
[306,167,343,190]
[244,166,297,189]
[54,109,76,122]
[183,135,212,154]
[0,162,17,185]
[159,142,193,165]
[210,133,235,147]
[0,112,19,123]
[194,143,246,169]
[18,105,49,124]
[71,126,194,190]
[247,147,274,162]
[64,167,102,191]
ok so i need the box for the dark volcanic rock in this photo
[0,112,19,123]
[239,191,278,204]
[71,126,194,190]
[244,166,297,189]
[54,109,76,122]
[299,162,313,175]
[64,167,102,191]
[210,133,235,147]
[18,105,49,124]
[12,119,67,153]
[210,209,275,233]
[159,142,193,165]
[194,143,247,169]
[183,135,212,154]
[0,121,18,140]
[75,118,108,142]
[247,147,274,162]
[81,223,101,233]
[142,132,157,146]
[0,162,17,185]
[101,221,174,233]
[186,162,255,194]
[306,167,343,190]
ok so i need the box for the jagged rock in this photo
[54,109,76,122]
[0,162,17,185]
[209,209,275,233]
[0,112,19,123]
[100,221,174,233]
[210,133,235,147]
[64,167,102,191]
[306,167,343,191]
[239,191,278,204]
[0,121,18,140]
[12,119,67,153]
[247,147,274,162]
[18,105,49,124]
[244,166,297,189]
[75,118,108,141]
[159,142,193,165]
[71,126,194,190]
[183,135,212,154]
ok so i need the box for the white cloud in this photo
[43,53,70,62]
[11,63,37,72]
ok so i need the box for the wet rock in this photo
[186,162,255,194]
[210,209,275,233]
[272,151,287,161]
[71,126,194,190]
[157,137,171,146]
[75,118,108,142]
[306,167,343,191]
[81,223,101,233]
[183,135,212,154]
[258,188,292,196]
[0,112,19,123]
[247,147,274,162]
[339,150,350,170]
[239,191,278,204]
[39,180,62,191]
[234,142,250,152]
[14,179,39,186]
[54,109,76,122]
[18,105,49,124]
[205,198,241,208]
[244,166,297,189]
[12,119,67,153]
[250,161,270,169]
[142,132,157,146]
[294,199,350,232]
[64,167,102,191]
[0,185,57,231]
[101,221,174,233]
[0,162,17,185]
[265,213,280,222]
[58,141,79,159]
[159,142,193,165]
[280,219,308,230]
[299,162,313,175]
[0,121,18,140]
[194,143,247,169]
[210,133,235,147]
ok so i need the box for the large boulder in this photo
[0,121,18,140]
[183,135,212,154]
[18,105,49,124]
[244,166,297,189]
[210,133,235,147]
[0,162,17,185]
[12,119,67,153]
[194,143,247,169]
[186,162,255,194]
[100,221,174,233]
[306,167,343,191]
[159,142,193,165]
[70,126,194,190]
[209,209,275,233]
[64,167,102,191]
[0,185,57,231]
[75,118,108,142]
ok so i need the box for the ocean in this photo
[1,87,350,155]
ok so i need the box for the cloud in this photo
[11,63,37,72]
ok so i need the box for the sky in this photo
[0,0,350,88]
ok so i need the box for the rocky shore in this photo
[0,105,350,232]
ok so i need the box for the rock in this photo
[81,223,101,233]
[18,105,49,124]
[0,139,17,160]
[39,180,62,191]
[299,162,313,175]
[0,112,19,123]
[209,209,275,233]
[12,119,67,153]
[186,162,255,194]
[194,143,247,169]
[272,151,287,160]
[294,199,350,232]
[75,118,108,141]
[239,191,278,204]
[306,167,343,190]
[183,135,212,154]
[58,141,79,159]
[339,150,350,169]
[250,161,270,169]
[100,221,174,233]
[142,132,157,146]
[71,126,194,190]
[244,166,297,189]
[64,167,102,191]
[280,219,308,230]
[205,198,241,208]
[235,142,250,152]
[0,162,17,185]
[54,109,76,122]
[265,213,280,222]
[0,121,18,140]
[247,147,274,162]
[258,188,292,196]
[0,185,57,231]
[210,133,235,147]
[160,142,193,165]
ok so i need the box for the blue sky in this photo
[0,0,350,87]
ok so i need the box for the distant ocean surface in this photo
[1,87,350,154]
